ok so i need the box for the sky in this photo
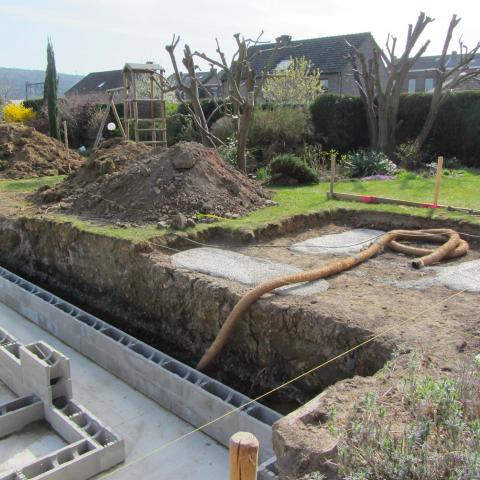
[1,0,479,76]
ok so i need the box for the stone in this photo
[186,218,196,228]
[172,213,188,230]
[156,221,169,229]
[172,151,197,169]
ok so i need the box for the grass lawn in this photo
[1,171,479,241]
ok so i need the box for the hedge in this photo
[310,92,480,165]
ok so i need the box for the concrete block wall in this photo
[0,265,282,464]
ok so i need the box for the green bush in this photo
[270,154,319,184]
[310,92,480,166]
[343,150,397,178]
[22,98,44,113]
[248,107,312,162]
[310,94,368,152]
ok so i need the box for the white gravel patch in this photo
[393,259,480,293]
[290,229,385,255]
[170,247,329,296]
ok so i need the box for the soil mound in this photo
[0,123,84,179]
[36,141,271,224]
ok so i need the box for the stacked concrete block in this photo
[0,325,125,480]
[19,341,72,405]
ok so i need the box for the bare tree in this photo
[166,36,214,147]
[194,33,281,171]
[349,12,479,156]
[0,76,14,104]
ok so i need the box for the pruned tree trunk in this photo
[349,12,479,158]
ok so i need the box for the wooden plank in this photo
[433,156,444,206]
[111,99,126,139]
[330,192,480,214]
[329,153,336,197]
[229,432,259,480]
[63,120,70,173]
[93,100,111,149]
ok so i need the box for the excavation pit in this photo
[1,210,478,419]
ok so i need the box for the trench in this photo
[2,210,475,414]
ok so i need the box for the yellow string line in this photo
[97,288,467,479]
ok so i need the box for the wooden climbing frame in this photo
[94,62,168,150]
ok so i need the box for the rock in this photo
[156,221,169,229]
[172,151,197,169]
[186,218,196,228]
[153,187,161,195]
[172,212,188,230]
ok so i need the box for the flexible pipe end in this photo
[411,259,425,269]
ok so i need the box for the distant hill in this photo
[0,67,84,101]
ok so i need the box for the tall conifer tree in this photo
[44,38,59,139]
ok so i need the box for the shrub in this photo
[255,166,271,182]
[2,103,36,123]
[310,94,368,152]
[338,354,480,480]
[22,98,44,113]
[395,141,426,170]
[343,150,397,178]
[248,107,312,162]
[270,154,319,184]
[211,116,236,143]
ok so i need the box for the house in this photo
[167,68,222,99]
[220,32,383,98]
[64,69,123,101]
[404,52,480,93]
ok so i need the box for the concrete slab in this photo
[0,302,230,480]
[393,259,480,293]
[171,247,329,296]
[0,420,67,474]
[290,229,385,255]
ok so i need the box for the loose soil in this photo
[0,123,84,179]
[34,140,271,224]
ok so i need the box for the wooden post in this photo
[62,120,70,172]
[329,153,337,198]
[433,156,444,207]
[229,432,259,480]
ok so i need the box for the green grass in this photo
[0,175,65,192]
[1,171,479,241]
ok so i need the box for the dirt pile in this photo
[0,123,84,179]
[36,141,271,224]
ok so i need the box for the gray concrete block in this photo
[0,395,43,438]
[171,247,329,296]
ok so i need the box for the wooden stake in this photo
[329,153,337,198]
[62,120,70,173]
[433,156,444,207]
[229,432,259,480]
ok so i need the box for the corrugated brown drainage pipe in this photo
[196,229,468,371]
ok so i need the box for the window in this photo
[276,59,292,71]
[320,79,329,91]
[408,78,416,93]
[425,77,434,91]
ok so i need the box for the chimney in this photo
[276,35,292,45]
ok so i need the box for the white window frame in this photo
[425,77,434,92]
[408,78,416,93]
